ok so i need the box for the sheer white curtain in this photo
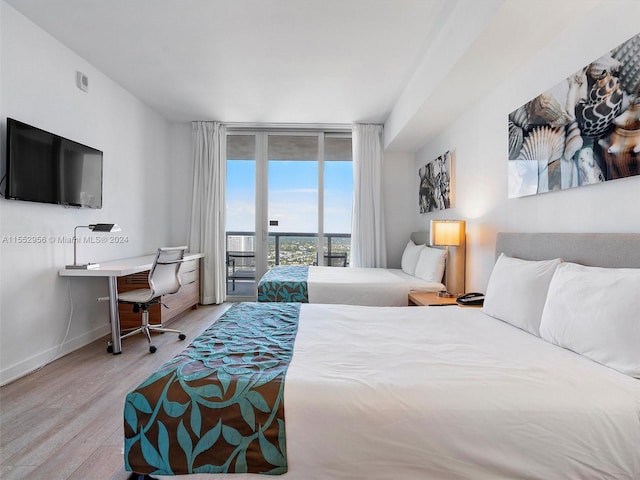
[188,121,227,304]
[350,124,387,268]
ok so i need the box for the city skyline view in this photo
[227,234,351,277]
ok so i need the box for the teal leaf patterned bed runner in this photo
[124,302,301,475]
[257,265,309,302]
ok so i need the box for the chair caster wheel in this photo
[107,343,113,354]
[179,334,186,341]
[149,345,157,353]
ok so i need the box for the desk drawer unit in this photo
[118,259,200,330]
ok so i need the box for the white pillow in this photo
[414,246,446,282]
[401,240,425,276]
[482,253,562,336]
[539,262,640,378]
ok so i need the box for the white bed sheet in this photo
[281,305,640,480]
[307,266,444,306]
[157,304,640,480]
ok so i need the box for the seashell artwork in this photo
[575,71,623,137]
[508,32,640,198]
[587,54,622,79]
[598,97,640,178]
[516,126,566,193]
[563,121,583,161]
[577,147,605,185]
[509,105,530,129]
[508,159,538,198]
[565,70,588,117]
[508,121,523,159]
[611,34,640,96]
[560,121,583,190]
[516,126,566,163]
[418,151,451,213]
[527,91,573,128]
[560,156,579,189]
[613,96,640,130]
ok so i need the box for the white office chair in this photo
[117,246,188,353]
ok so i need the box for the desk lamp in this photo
[66,223,121,269]
[430,220,466,297]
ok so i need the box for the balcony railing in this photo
[226,231,351,267]
[225,231,351,296]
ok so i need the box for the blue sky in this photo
[226,160,352,233]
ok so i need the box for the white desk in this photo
[59,253,204,354]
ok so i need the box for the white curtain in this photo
[188,121,227,304]
[350,124,387,268]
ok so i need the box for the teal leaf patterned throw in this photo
[124,302,301,475]
[258,266,309,302]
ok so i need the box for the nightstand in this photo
[408,292,481,308]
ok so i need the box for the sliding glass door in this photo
[323,136,353,266]
[226,135,257,298]
[226,130,352,299]
[267,134,319,268]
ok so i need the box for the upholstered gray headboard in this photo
[410,231,431,245]
[495,232,640,268]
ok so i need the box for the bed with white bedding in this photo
[285,304,640,479]
[257,231,445,306]
[124,232,640,479]
[257,265,444,306]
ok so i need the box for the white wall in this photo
[382,152,415,268]
[411,3,640,294]
[0,2,173,384]
[167,122,194,246]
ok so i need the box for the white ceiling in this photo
[3,0,607,151]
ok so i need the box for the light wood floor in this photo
[0,303,233,480]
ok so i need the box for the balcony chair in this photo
[325,252,347,267]
[117,246,188,353]
[226,250,256,291]
[314,252,348,267]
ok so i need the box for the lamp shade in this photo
[89,223,121,233]
[430,220,465,247]
[66,222,122,269]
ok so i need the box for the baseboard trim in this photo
[0,324,111,386]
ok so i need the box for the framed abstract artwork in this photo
[419,150,451,213]
[508,33,639,198]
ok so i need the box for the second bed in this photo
[257,232,445,306]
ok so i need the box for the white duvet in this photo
[284,305,640,479]
[307,266,444,306]
[160,304,640,480]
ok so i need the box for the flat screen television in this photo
[5,118,103,208]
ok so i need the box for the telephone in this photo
[456,292,485,306]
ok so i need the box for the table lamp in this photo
[66,223,121,269]
[430,220,466,297]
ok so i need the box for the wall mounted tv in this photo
[5,118,103,208]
